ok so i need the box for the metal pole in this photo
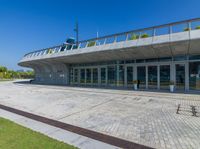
[74,22,79,46]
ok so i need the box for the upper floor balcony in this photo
[19,18,200,65]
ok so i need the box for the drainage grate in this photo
[176,104,198,117]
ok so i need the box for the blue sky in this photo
[0,0,199,70]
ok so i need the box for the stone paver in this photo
[0,80,200,149]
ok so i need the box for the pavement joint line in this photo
[0,104,153,149]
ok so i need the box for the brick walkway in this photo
[0,81,200,149]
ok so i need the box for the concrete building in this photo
[19,18,200,92]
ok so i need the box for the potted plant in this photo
[87,41,96,47]
[169,80,175,92]
[133,80,138,90]
[141,33,149,38]
[184,27,191,31]
[129,34,139,40]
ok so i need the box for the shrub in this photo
[87,41,96,47]
[141,33,149,38]
[184,28,191,31]
[129,34,139,40]
[195,26,200,30]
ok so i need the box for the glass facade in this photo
[137,66,146,89]
[127,66,133,86]
[93,68,98,84]
[118,65,124,86]
[86,69,92,84]
[101,68,106,84]
[189,62,200,90]
[108,66,117,86]
[80,69,85,84]
[148,66,157,89]
[176,64,185,90]
[74,69,78,83]
[69,57,200,91]
[160,65,170,89]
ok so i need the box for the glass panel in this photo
[137,66,146,89]
[155,26,169,36]
[108,66,117,86]
[92,68,98,84]
[80,69,85,84]
[118,65,124,86]
[160,65,170,89]
[172,23,188,33]
[70,68,74,84]
[176,64,185,90]
[79,42,87,49]
[127,66,133,86]
[96,39,105,46]
[60,45,66,52]
[191,20,200,30]
[74,69,78,83]
[86,68,92,84]
[189,62,200,90]
[101,68,106,84]
[106,37,115,44]
[148,66,158,89]
[116,34,127,42]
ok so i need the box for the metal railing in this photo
[23,18,200,59]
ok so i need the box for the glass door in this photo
[126,66,133,87]
[100,67,106,85]
[175,64,185,90]
[137,66,146,89]
[160,65,170,90]
[148,66,158,89]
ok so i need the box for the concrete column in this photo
[134,65,137,81]
[185,61,189,91]
[98,67,101,86]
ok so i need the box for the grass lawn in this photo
[0,79,13,82]
[0,117,77,149]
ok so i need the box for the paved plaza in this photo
[0,80,200,149]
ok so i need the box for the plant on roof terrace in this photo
[141,33,149,38]
[195,26,200,30]
[47,49,53,54]
[184,27,191,31]
[129,34,139,40]
[87,41,96,47]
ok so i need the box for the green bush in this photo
[129,34,139,40]
[195,26,200,30]
[87,41,96,47]
[0,65,34,79]
[141,33,149,38]
[184,28,191,31]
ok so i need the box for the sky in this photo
[0,0,199,70]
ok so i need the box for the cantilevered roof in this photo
[19,18,200,67]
